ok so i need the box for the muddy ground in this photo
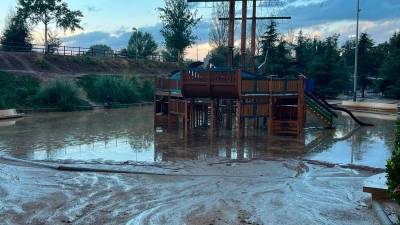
[0,158,379,225]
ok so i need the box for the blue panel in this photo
[306,79,315,92]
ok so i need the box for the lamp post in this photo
[132,27,138,60]
[353,0,360,102]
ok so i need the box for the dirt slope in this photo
[0,52,178,79]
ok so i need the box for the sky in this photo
[0,0,399,60]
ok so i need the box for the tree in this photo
[209,2,228,48]
[17,0,83,53]
[46,31,62,54]
[127,31,158,59]
[259,21,292,75]
[260,20,279,58]
[159,0,200,62]
[87,44,113,57]
[357,33,376,98]
[298,34,350,97]
[0,11,32,51]
[380,33,400,98]
[207,46,240,67]
[294,31,316,74]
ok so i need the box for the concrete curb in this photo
[372,201,394,225]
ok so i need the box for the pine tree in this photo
[0,12,32,51]
[381,33,400,98]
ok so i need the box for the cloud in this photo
[62,21,211,49]
[86,5,101,12]
[61,0,400,59]
[279,0,400,29]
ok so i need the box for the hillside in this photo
[0,52,178,79]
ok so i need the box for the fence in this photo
[0,42,163,62]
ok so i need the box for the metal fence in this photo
[0,42,164,62]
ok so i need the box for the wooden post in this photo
[167,94,171,132]
[184,100,189,136]
[250,0,257,72]
[236,100,241,138]
[153,94,157,129]
[297,77,305,135]
[268,76,273,136]
[227,0,235,68]
[226,100,232,129]
[240,0,247,69]
[210,99,216,134]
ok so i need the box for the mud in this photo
[0,158,380,225]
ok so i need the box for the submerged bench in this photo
[0,109,24,120]
[363,173,389,201]
[342,101,398,113]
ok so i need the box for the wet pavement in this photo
[0,107,396,168]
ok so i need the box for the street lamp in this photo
[132,27,138,60]
[353,0,360,102]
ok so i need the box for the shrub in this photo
[386,120,400,221]
[140,79,154,102]
[0,72,40,109]
[90,76,140,104]
[0,72,17,109]
[35,56,50,69]
[30,79,89,111]
[15,75,40,106]
[71,56,98,65]
[384,85,400,99]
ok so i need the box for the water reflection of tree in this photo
[0,107,155,159]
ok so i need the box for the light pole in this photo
[132,27,138,60]
[353,0,360,102]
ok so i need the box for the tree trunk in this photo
[44,22,48,54]
[362,80,365,98]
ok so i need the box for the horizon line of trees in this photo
[0,0,199,63]
[207,9,400,99]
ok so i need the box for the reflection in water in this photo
[0,107,395,168]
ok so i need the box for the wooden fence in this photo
[0,42,163,61]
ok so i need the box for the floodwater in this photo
[0,107,396,168]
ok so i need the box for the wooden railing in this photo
[155,78,179,90]
[156,70,304,97]
[182,69,209,83]
[169,99,186,114]
[241,77,304,95]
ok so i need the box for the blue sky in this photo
[1,0,399,60]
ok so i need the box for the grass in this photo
[70,55,99,65]
[29,79,90,111]
[0,71,40,110]
[0,71,154,111]
[77,74,154,104]
[35,56,51,70]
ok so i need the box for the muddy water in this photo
[0,107,395,168]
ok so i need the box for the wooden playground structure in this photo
[154,69,338,137]
[153,0,337,137]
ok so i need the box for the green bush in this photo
[140,79,154,102]
[71,56,98,65]
[386,120,400,221]
[90,76,140,104]
[30,79,89,111]
[35,56,50,70]
[0,72,40,109]
[384,85,400,99]
[78,74,153,104]
[16,75,40,105]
